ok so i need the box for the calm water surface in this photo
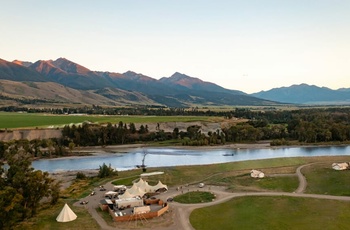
[32,145,350,172]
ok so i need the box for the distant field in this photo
[0,112,219,129]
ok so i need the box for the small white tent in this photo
[332,162,350,170]
[250,169,265,178]
[56,203,77,222]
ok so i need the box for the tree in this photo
[0,150,60,228]
[98,163,117,178]
[68,141,75,153]
[129,123,136,134]
[139,125,146,134]
[172,127,179,139]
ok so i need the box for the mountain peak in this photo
[160,72,245,95]
[167,72,203,86]
[51,58,91,74]
[122,71,157,82]
[12,60,33,67]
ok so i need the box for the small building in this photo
[101,198,169,222]
[100,199,114,211]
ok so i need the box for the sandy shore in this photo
[72,141,273,155]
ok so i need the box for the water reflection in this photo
[32,145,350,172]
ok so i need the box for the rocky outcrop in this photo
[0,129,62,141]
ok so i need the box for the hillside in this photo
[0,80,160,107]
[29,58,113,89]
[0,58,47,82]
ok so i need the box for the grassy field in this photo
[174,191,216,203]
[0,112,220,129]
[190,196,350,230]
[15,201,100,230]
[303,162,350,196]
[209,172,299,192]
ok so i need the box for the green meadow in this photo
[0,112,217,129]
[190,196,350,230]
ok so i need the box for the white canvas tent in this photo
[332,162,349,170]
[250,169,265,178]
[56,203,77,222]
[132,178,168,193]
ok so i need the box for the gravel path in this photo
[74,163,350,230]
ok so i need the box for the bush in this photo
[270,138,290,146]
[98,163,117,178]
[76,171,87,180]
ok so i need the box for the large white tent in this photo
[56,203,77,222]
[132,178,168,193]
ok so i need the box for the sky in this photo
[1,0,350,93]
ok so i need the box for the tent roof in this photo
[118,190,133,199]
[154,181,168,191]
[56,203,77,222]
[134,178,145,187]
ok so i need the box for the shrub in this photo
[98,163,117,178]
[76,171,87,180]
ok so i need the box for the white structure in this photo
[140,171,164,177]
[104,191,119,198]
[56,203,77,222]
[332,162,350,170]
[114,197,143,209]
[113,185,127,191]
[122,178,168,198]
[250,169,265,178]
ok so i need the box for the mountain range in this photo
[0,57,349,107]
[0,57,277,107]
[252,84,350,104]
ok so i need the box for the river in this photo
[32,145,350,172]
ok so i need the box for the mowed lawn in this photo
[190,196,350,230]
[303,163,350,196]
[0,112,217,129]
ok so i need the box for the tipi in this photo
[56,203,77,222]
